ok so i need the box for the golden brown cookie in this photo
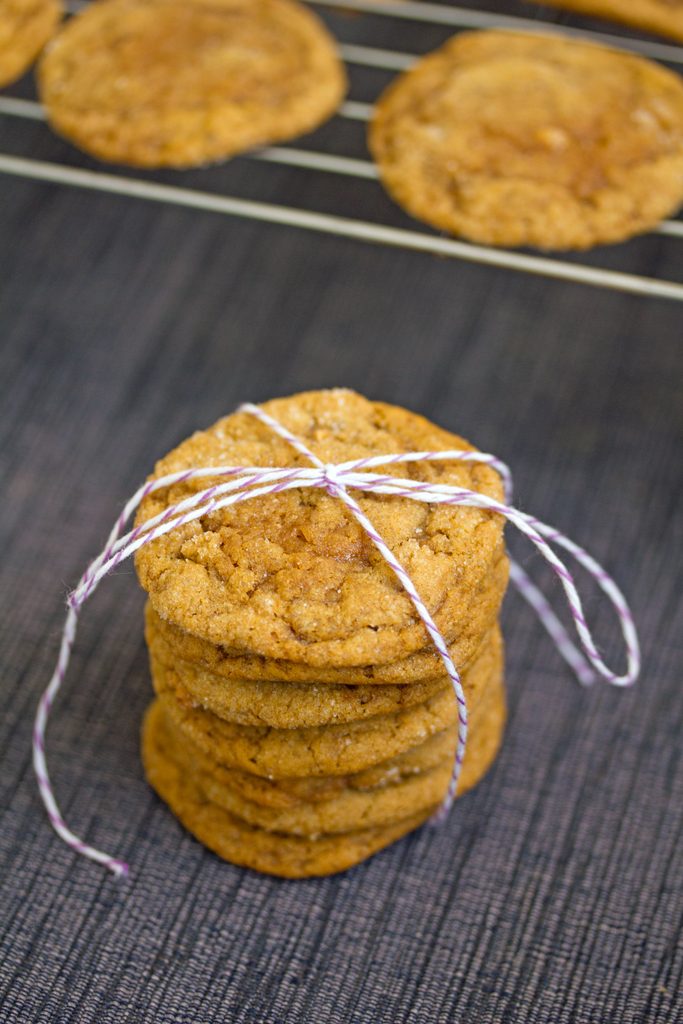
[166,662,502,811]
[142,701,436,877]
[142,683,505,876]
[530,1,683,45]
[151,703,442,836]
[152,626,503,778]
[149,633,446,729]
[147,603,502,728]
[134,390,506,665]
[208,728,460,809]
[157,663,505,823]
[0,0,61,87]
[38,0,346,167]
[145,547,508,686]
[218,662,504,809]
[151,669,505,835]
[369,30,683,250]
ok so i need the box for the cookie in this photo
[145,547,508,686]
[207,728,460,810]
[0,0,61,87]
[152,627,503,778]
[38,0,346,167]
[134,390,506,665]
[369,30,683,250]
[158,662,501,810]
[147,604,502,728]
[217,662,503,809]
[153,661,502,811]
[530,1,683,44]
[149,703,443,836]
[143,701,434,877]
[148,626,446,729]
[147,678,505,836]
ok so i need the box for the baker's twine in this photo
[33,402,640,878]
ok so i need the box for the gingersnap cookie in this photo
[197,662,503,810]
[207,728,460,810]
[134,390,506,665]
[147,603,501,728]
[155,683,458,780]
[38,0,346,168]
[150,702,445,836]
[145,547,508,686]
[153,626,503,778]
[148,676,505,837]
[530,1,683,45]
[0,0,61,87]
[369,30,683,250]
[142,702,434,878]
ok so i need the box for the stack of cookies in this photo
[135,390,509,877]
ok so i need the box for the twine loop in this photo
[32,401,640,878]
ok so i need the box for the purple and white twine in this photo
[33,402,641,877]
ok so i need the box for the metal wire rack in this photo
[2,0,683,300]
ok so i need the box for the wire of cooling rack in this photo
[2,0,683,300]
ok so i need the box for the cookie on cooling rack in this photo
[529,1,683,45]
[0,0,61,87]
[368,30,683,251]
[38,0,346,168]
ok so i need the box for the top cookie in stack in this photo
[135,390,509,876]
[135,390,507,671]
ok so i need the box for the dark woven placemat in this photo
[2,4,682,1021]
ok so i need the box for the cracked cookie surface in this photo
[145,549,508,685]
[134,390,505,665]
[38,0,345,167]
[369,30,683,250]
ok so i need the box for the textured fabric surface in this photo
[1,2,682,1021]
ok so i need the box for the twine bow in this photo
[33,402,640,878]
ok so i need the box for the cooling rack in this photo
[2,0,683,301]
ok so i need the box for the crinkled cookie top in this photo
[134,389,505,665]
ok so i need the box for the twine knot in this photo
[321,464,344,495]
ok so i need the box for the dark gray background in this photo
[1,2,682,1021]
